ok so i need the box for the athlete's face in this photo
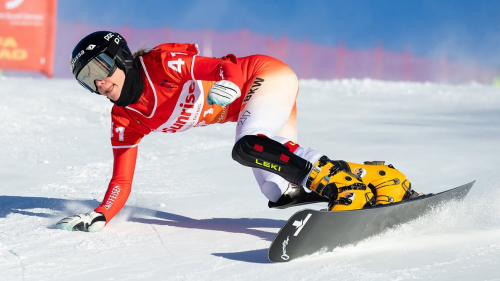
[95,68,125,101]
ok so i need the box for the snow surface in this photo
[1,77,500,280]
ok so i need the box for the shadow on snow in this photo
[0,195,284,263]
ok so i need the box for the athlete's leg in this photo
[232,61,413,210]
[235,57,299,141]
[235,57,297,201]
[235,57,322,202]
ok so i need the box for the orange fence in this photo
[3,16,496,83]
[53,24,496,84]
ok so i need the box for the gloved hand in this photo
[56,211,106,232]
[207,80,241,106]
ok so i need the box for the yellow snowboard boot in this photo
[347,161,414,205]
[306,156,374,211]
[306,158,415,211]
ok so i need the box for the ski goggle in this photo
[76,52,117,94]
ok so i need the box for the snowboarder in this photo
[57,31,418,232]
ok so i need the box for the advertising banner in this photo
[0,0,57,77]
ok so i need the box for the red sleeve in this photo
[94,146,138,222]
[152,43,243,89]
[193,54,244,90]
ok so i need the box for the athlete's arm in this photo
[193,55,244,89]
[93,107,145,224]
[55,146,138,232]
[194,55,244,106]
[94,146,138,222]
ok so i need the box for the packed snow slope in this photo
[1,77,500,281]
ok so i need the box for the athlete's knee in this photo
[232,135,285,165]
[232,135,269,164]
[231,135,312,185]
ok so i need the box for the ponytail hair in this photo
[133,45,151,59]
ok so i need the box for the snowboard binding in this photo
[268,183,329,209]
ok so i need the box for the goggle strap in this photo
[106,40,121,58]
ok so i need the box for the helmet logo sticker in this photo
[103,32,122,45]
[104,33,114,41]
[70,50,85,71]
[86,44,96,51]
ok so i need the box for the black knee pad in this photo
[232,135,312,185]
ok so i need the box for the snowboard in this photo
[268,180,475,262]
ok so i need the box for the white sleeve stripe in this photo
[191,54,197,81]
[112,144,139,149]
[190,44,200,81]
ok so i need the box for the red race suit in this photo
[94,43,276,222]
